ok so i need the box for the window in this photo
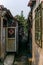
[8,28,15,38]
[35,4,42,47]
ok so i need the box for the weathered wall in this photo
[32,1,43,65]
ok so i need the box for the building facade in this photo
[0,5,18,61]
[28,0,43,65]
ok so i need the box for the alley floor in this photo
[0,54,31,65]
[0,44,32,65]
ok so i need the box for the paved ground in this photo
[0,55,30,65]
[3,55,29,65]
[4,55,14,65]
[14,55,29,65]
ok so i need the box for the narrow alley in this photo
[0,3,32,65]
[0,0,43,65]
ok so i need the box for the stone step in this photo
[4,55,14,65]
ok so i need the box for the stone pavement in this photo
[0,55,31,65]
[14,56,29,65]
[4,55,14,65]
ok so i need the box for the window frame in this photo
[35,3,42,48]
